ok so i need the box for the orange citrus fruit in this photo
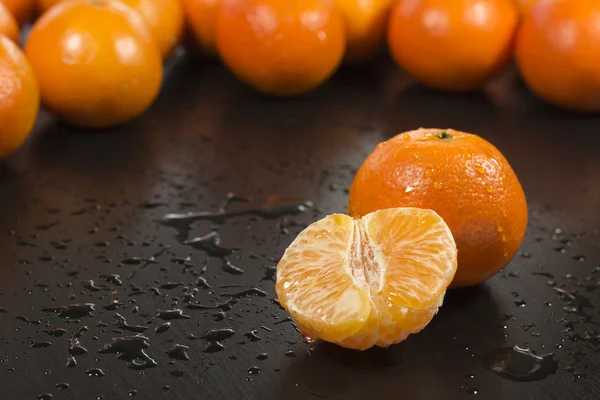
[512,0,537,15]
[118,0,184,60]
[276,207,457,350]
[37,0,183,60]
[335,0,392,63]
[348,128,528,288]
[25,0,163,128]
[216,0,346,97]
[1,0,35,24]
[0,2,18,43]
[180,0,220,56]
[515,0,600,112]
[0,35,40,159]
[387,0,518,92]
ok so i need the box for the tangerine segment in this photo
[276,208,457,350]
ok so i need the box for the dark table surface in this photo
[0,52,599,400]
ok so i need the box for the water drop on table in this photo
[247,366,261,375]
[166,344,190,361]
[461,383,479,395]
[482,345,558,382]
[86,368,106,377]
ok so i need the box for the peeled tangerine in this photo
[276,207,457,350]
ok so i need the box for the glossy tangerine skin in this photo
[348,128,528,288]
[387,0,518,92]
[0,36,40,158]
[335,0,393,63]
[117,0,184,60]
[181,0,221,56]
[515,0,600,112]
[25,0,163,129]
[216,0,346,97]
[38,0,184,60]
[512,0,537,15]
[0,0,35,24]
[0,2,18,43]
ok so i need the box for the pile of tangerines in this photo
[1,0,599,159]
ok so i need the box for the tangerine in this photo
[0,2,18,43]
[276,207,457,350]
[0,0,35,24]
[180,0,220,56]
[25,0,163,128]
[348,128,528,288]
[335,0,392,63]
[387,0,518,91]
[515,0,600,112]
[0,35,40,159]
[216,0,346,97]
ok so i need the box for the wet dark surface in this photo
[0,51,599,400]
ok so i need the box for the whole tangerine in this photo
[180,0,221,56]
[0,0,35,24]
[25,0,163,128]
[0,35,40,159]
[118,0,184,60]
[348,128,528,288]
[515,0,600,112]
[335,0,392,63]
[0,2,18,42]
[387,0,519,92]
[37,0,183,59]
[216,0,346,97]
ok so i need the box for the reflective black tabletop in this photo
[0,54,599,400]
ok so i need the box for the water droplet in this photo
[482,345,558,382]
[155,322,171,334]
[247,366,261,375]
[184,232,238,258]
[31,342,52,349]
[55,383,69,390]
[69,326,89,356]
[203,341,226,353]
[433,182,443,190]
[86,368,106,377]
[244,330,261,342]
[98,335,157,370]
[38,394,53,400]
[256,353,269,360]
[15,315,42,325]
[44,327,68,338]
[461,384,479,395]
[156,309,191,321]
[200,328,236,341]
[486,186,495,193]
[166,344,190,361]
[114,313,148,333]
[41,303,95,319]
[222,258,244,274]
[514,300,527,307]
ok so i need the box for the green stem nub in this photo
[436,131,453,140]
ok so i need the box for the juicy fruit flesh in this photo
[276,208,457,350]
